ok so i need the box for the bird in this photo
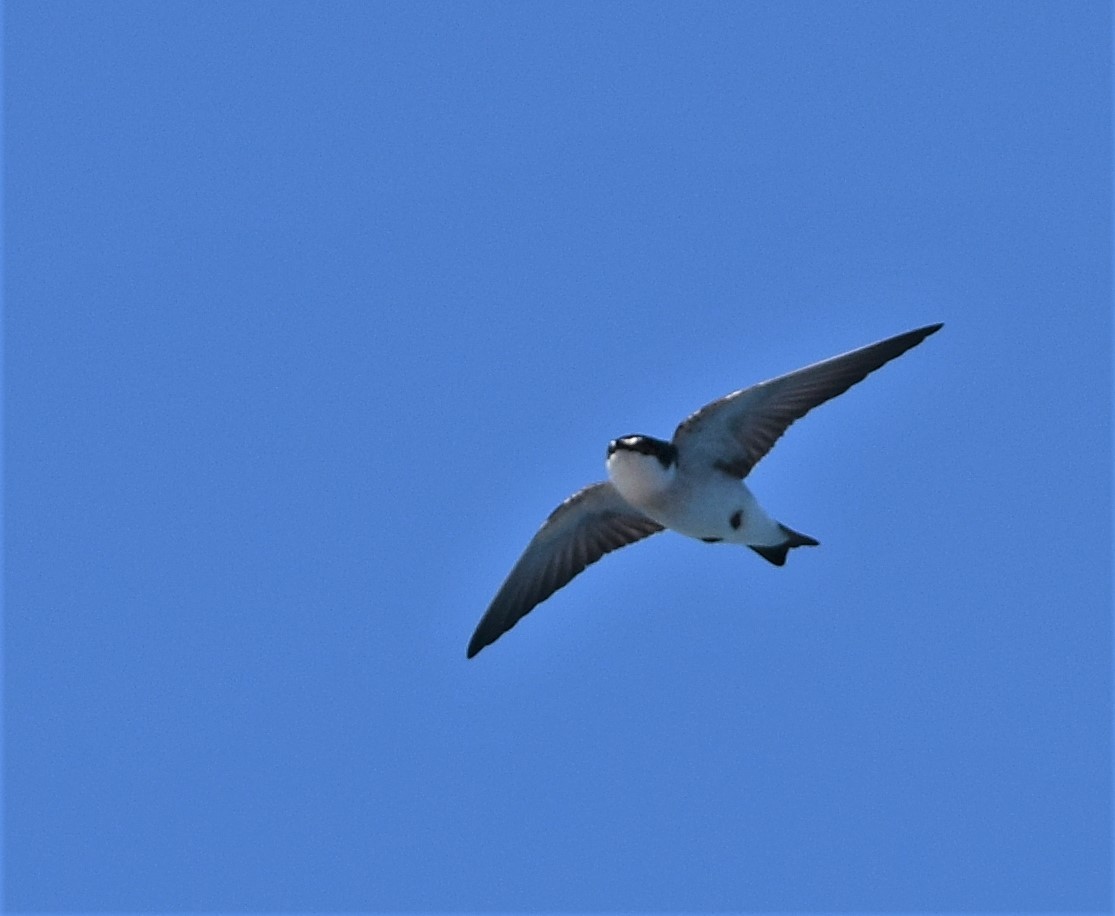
[467,323,942,658]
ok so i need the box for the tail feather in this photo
[749,524,819,567]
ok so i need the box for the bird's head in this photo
[607,435,677,468]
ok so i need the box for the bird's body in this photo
[467,323,943,658]
[606,441,786,547]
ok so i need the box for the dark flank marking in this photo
[701,536,722,543]
[729,510,742,530]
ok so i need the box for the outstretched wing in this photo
[674,323,942,478]
[468,482,664,658]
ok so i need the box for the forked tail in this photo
[749,524,819,567]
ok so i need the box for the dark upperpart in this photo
[607,435,678,469]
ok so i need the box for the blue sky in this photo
[4,1,1111,912]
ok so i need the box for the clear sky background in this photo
[4,2,1111,912]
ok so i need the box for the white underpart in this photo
[606,449,787,547]
[606,449,676,512]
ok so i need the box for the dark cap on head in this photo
[607,435,677,469]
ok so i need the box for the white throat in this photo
[606,449,676,511]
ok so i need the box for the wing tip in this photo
[466,632,488,659]
[468,617,503,657]
[878,321,943,362]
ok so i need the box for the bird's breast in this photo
[606,449,677,514]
